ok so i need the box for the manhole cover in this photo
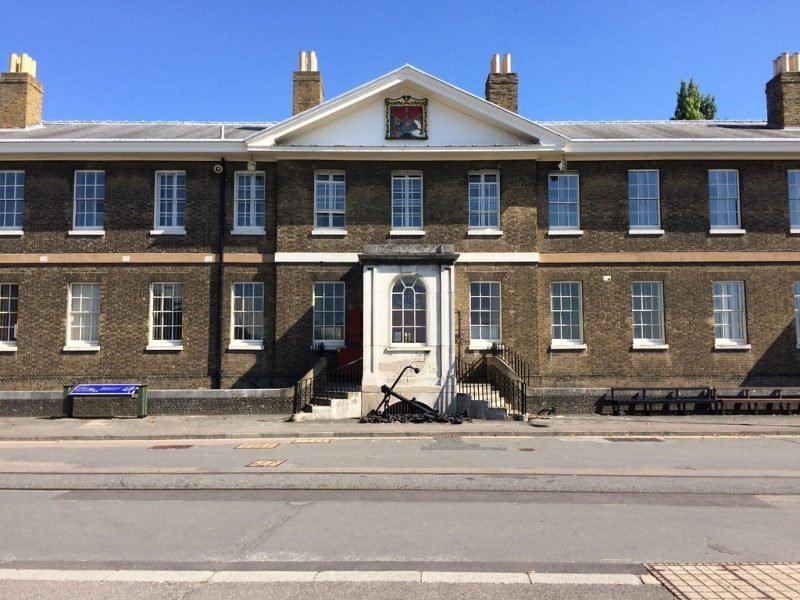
[236,442,279,449]
[519,447,536,451]
[149,444,193,450]
[246,459,285,467]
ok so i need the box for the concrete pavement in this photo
[0,412,799,440]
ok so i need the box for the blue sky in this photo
[2,0,799,123]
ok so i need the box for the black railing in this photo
[490,342,531,385]
[293,356,362,414]
[454,356,527,416]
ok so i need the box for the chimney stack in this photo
[485,53,518,113]
[766,52,800,128]
[0,52,43,128]
[293,50,324,116]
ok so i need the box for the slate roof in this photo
[0,121,275,140]
[538,120,800,140]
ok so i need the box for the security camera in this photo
[213,164,223,174]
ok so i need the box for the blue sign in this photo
[70,384,140,396]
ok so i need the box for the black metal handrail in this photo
[293,356,363,414]
[490,342,531,385]
[454,356,527,416]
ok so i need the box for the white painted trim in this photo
[62,345,100,352]
[275,252,360,263]
[467,229,503,236]
[0,229,23,236]
[146,344,184,352]
[632,343,669,351]
[468,341,496,351]
[311,228,347,236]
[0,344,17,352]
[714,342,751,351]
[385,345,432,353]
[548,229,584,236]
[709,228,746,235]
[790,228,800,235]
[549,342,587,351]
[149,228,186,236]
[231,228,266,236]
[458,252,539,263]
[389,229,425,236]
[68,229,105,236]
[227,342,264,351]
[628,228,664,236]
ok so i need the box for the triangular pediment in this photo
[247,65,565,151]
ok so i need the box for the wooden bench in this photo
[62,384,148,418]
[713,388,800,415]
[608,387,715,416]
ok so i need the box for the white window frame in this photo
[232,171,266,235]
[708,169,745,234]
[312,281,345,348]
[230,282,264,350]
[467,170,502,235]
[628,170,663,235]
[151,171,186,235]
[147,282,184,351]
[390,276,427,346]
[0,170,24,236]
[312,170,347,235]
[547,172,582,236]
[469,281,501,350]
[631,281,667,349]
[795,282,800,349]
[64,283,100,351]
[70,170,105,235]
[712,281,749,350]
[789,170,800,234]
[0,283,18,352]
[390,171,424,235]
[550,281,585,349]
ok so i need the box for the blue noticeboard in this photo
[70,384,140,396]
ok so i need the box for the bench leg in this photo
[136,386,148,418]
[62,385,73,418]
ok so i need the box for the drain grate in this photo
[246,459,285,468]
[148,444,193,450]
[604,437,664,442]
[235,442,280,449]
[518,447,536,452]
[292,438,332,444]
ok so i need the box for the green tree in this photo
[672,79,717,120]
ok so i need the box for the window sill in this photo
[0,344,17,353]
[467,229,503,237]
[311,229,348,236]
[628,229,664,236]
[547,229,584,237]
[0,229,23,236]
[150,228,186,236]
[714,342,751,351]
[469,341,498,351]
[790,228,800,235]
[386,345,431,353]
[62,345,100,353]
[632,343,669,351]
[146,344,183,352]
[228,342,264,351]
[549,342,587,351]
[68,229,105,236]
[231,228,266,236]
[709,228,746,235]
[389,229,425,236]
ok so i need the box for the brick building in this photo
[2,49,800,415]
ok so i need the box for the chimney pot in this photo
[292,50,324,115]
[491,54,501,74]
[502,53,512,74]
[0,52,43,128]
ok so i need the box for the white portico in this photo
[360,245,458,413]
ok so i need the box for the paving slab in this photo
[0,414,798,442]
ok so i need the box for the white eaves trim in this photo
[565,138,800,157]
[0,140,247,155]
[248,64,559,147]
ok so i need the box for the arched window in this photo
[391,277,426,344]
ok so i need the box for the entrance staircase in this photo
[292,356,362,421]
[454,343,530,419]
